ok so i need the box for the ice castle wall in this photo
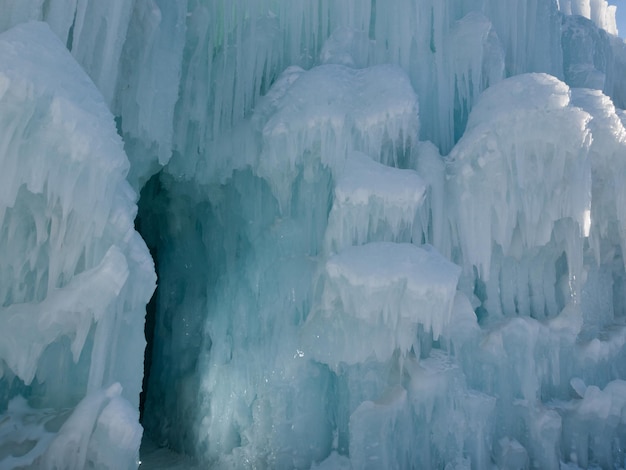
[1,0,626,469]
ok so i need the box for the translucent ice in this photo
[256,63,419,210]
[451,74,592,286]
[324,152,427,253]
[302,243,460,369]
[569,88,626,265]
[559,0,618,35]
[0,21,154,469]
[561,14,613,91]
[561,380,626,468]
[1,1,626,469]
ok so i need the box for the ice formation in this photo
[1,0,626,469]
[0,21,154,469]
[324,151,427,253]
[302,242,460,368]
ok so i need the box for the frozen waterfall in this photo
[1,1,626,469]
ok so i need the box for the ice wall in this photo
[1,0,626,469]
[0,22,155,469]
[1,0,622,168]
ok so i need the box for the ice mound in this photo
[325,152,427,253]
[302,242,460,369]
[0,21,154,468]
[449,74,626,323]
[255,63,419,210]
[0,0,186,191]
[451,73,592,282]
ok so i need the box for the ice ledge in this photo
[325,152,427,253]
[302,243,461,369]
[254,63,419,212]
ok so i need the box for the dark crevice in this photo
[134,172,165,425]
[41,0,51,19]
[139,270,157,424]
[369,0,376,40]
[66,8,77,51]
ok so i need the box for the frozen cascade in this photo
[324,152,427,254]
[1,0,626,469]
[302,242,460,369]
[0,21,155,469]
[450,73,593,311]
[254,63,420,212]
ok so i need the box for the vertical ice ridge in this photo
[559,0,618,35]
[113,0,187,189]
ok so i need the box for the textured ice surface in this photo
[302,243,460,369]
[0,0,186,190]
[559,0,618,35]
[255,63,419,210]
[570,88,626,264]
[562,14,613,91]
[1,1,626,469]
[450,73,593,317]
[0,21,154,469]
[325,152,426,253]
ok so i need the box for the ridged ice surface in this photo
[0,22,154,469]
[451,73,592,284]
[325,152,426,253]
[2,1,626,470]
[302,243,460,369]
[255,63,419,210]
